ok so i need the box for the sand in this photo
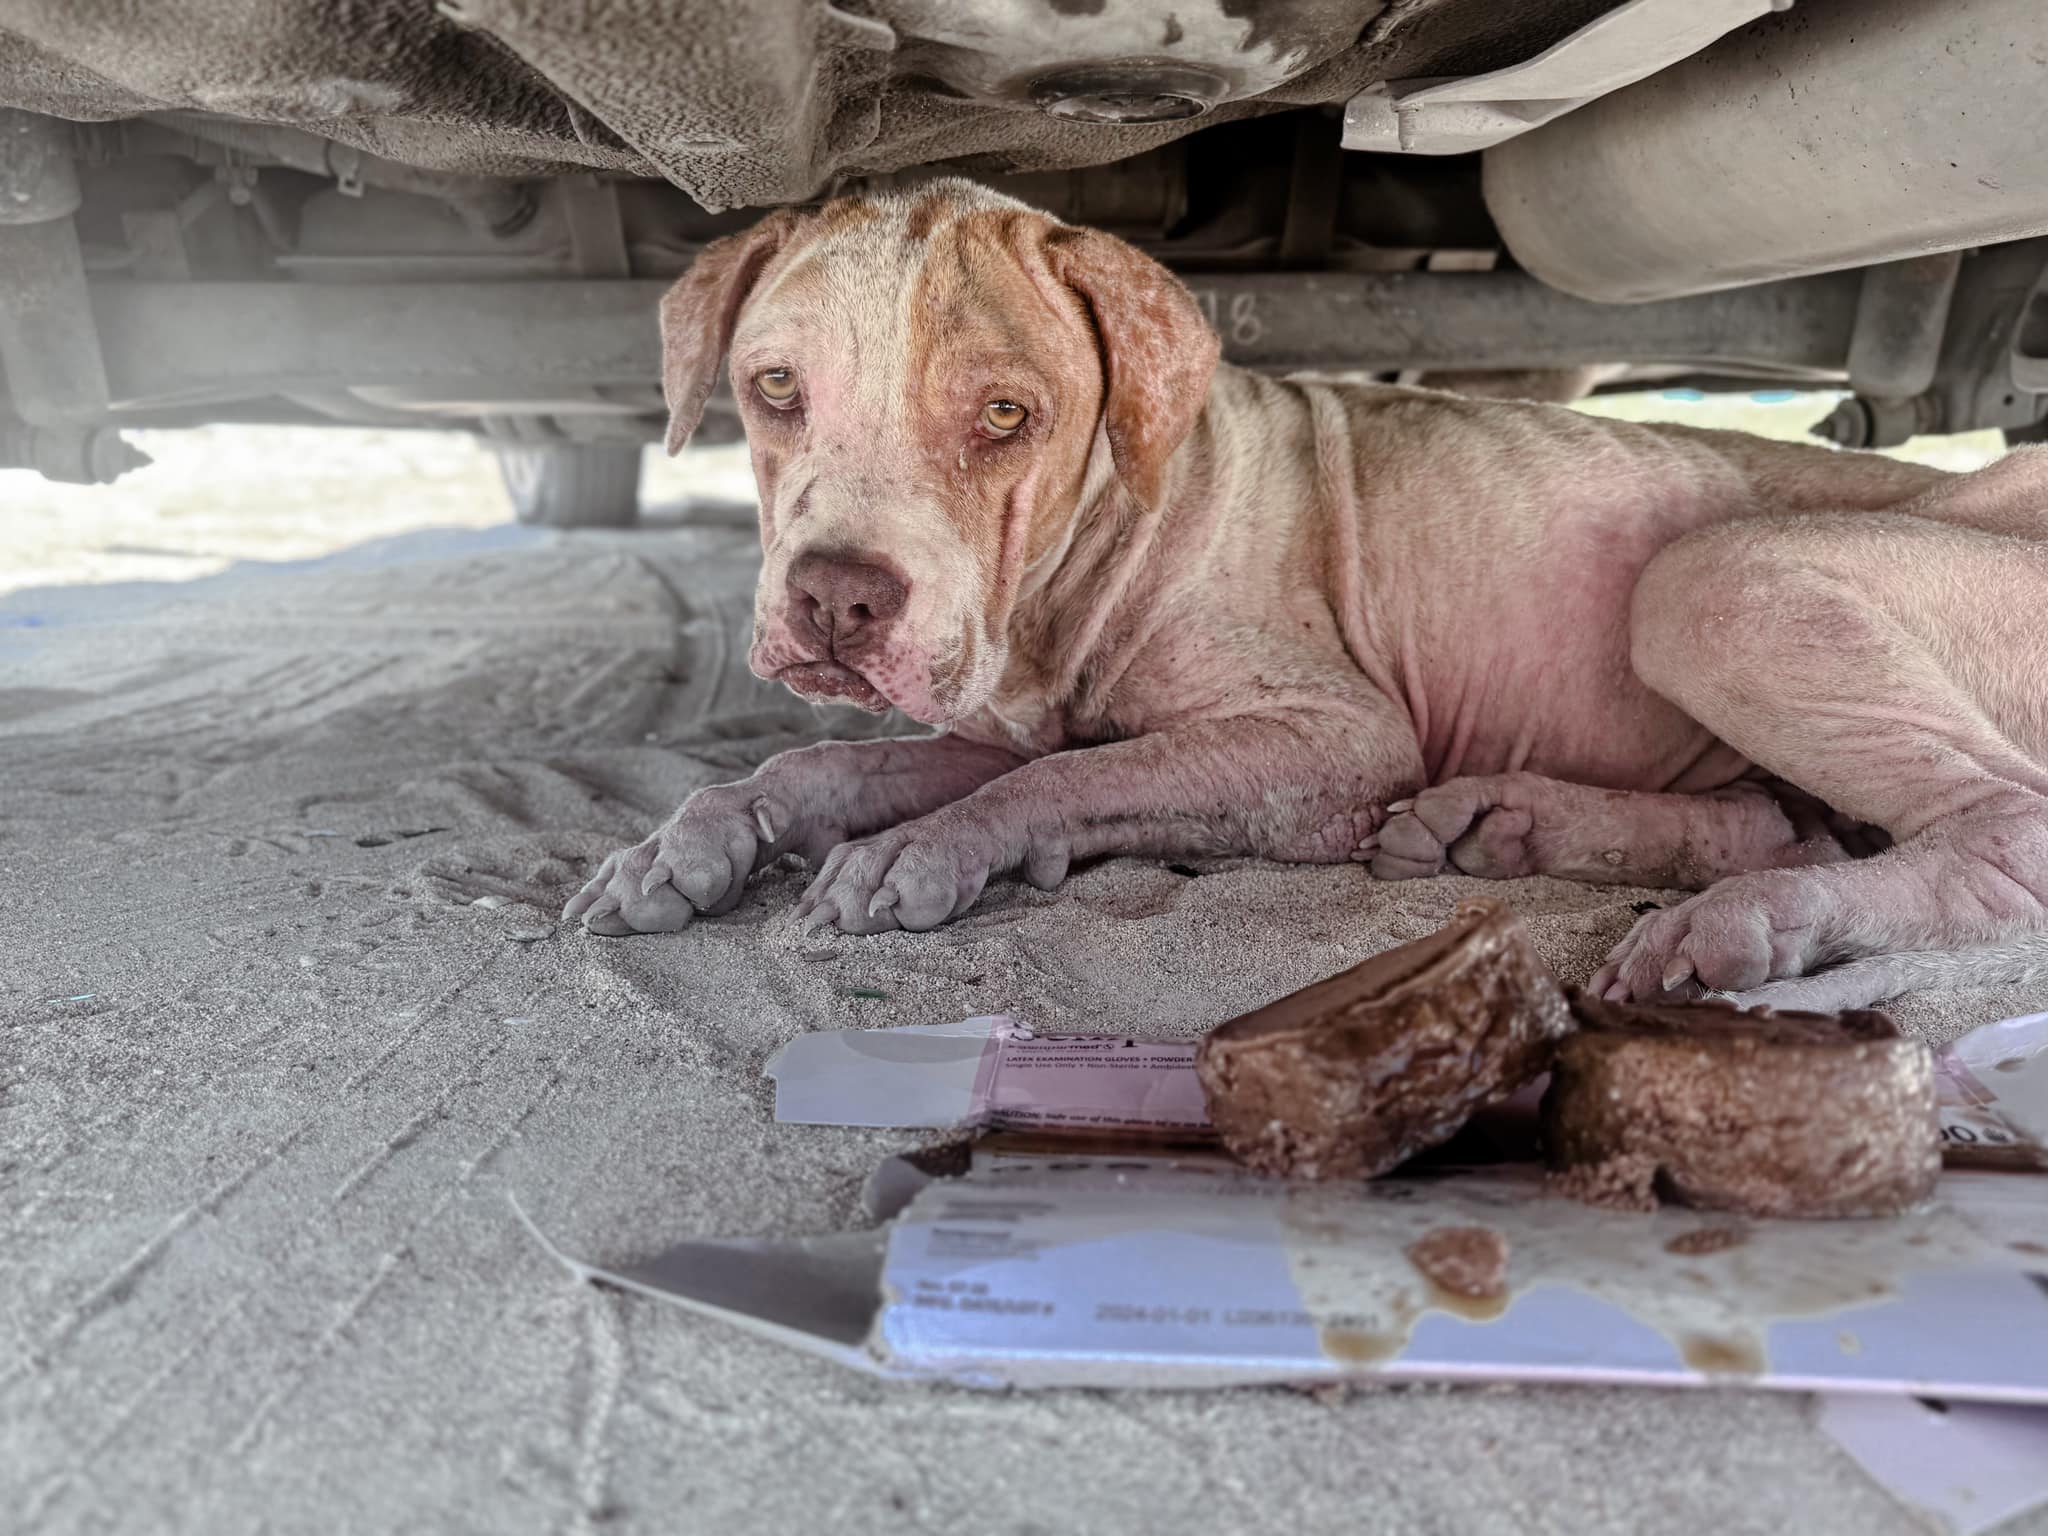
[3,441,2044,1535]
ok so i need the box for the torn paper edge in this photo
[512,1193,905,1378]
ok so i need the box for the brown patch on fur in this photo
[814,198,882,235]
[657,201,883,454]
[658,209,802,455]
[1043,224,1220,510]
[904,192,955,242]
[899,208,1107,617]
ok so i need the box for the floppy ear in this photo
[659,209,801,455]
[1045,225,1221,508]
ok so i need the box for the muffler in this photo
[1483,0,2048,301]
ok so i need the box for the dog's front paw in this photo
[796,811,1003,935]
[1371,776,1538,882]
[1589,869,1827,1000]
[563,784,799,937]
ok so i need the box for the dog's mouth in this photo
[777,659,891,714]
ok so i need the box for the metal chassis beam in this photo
[80,270,1863,415]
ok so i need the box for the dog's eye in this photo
[756,368,800,405]
[981,399,1028,435]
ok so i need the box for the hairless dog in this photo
[565,181,2048,1010]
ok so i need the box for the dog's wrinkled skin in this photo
[565,180,2048,1009]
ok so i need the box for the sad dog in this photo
[566,181,2048,1010]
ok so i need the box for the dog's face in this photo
[657,181,1218,725]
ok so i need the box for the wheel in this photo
[495,441,643,528]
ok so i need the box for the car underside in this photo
[3,0,2046,524]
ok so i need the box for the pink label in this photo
[973,1031,1214,1133]
[1935,1052,2041,1165]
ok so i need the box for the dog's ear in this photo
[659,210,801,455]
[1046,226,1221,508]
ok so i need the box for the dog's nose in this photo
[787,552,909,642]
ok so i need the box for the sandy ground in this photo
[2,408,2042,1535]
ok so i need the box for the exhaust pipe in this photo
[1483,0,2048,302]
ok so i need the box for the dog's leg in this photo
[1715,934,2048,1012]
[564,736,1024,935]
[1372,773,1860,887]
[1595,500,2048,1001]
[797,709,1423,933]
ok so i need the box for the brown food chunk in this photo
[1405,1226,1510,1300]
[1542,992,1940,1217]
[1195,899,1571,1179]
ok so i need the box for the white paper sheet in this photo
[1818,1395,2048,1535]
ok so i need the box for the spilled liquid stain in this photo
[1323,1328,1410,1364]
[1680,1333,1765,1376]
[1280,1169,2009,1379]
[1423,1280,1509,1323]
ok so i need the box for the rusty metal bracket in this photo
[0,109,111,426]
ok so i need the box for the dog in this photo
[564,179,2048,1010]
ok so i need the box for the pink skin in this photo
[740,487,951,722]
[568,182,2048,1010]
[563,737,1025,935]
[753,631,953,725]
[1371,773,1866,888]
[796,712,1413,934]
[752,576,951,722]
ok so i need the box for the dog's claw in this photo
[1589,961,1640,1002]
[867,887,898,919]
[1662,957,1696,992]
[803,901,838,933]
[640,861,671,897]
[751,798,777,844]
[1387,798,1415,814]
